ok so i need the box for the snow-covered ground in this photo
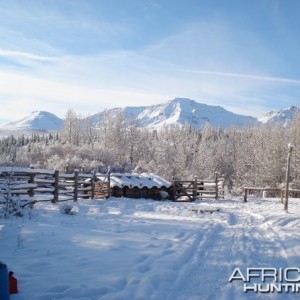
[1,196,300,300]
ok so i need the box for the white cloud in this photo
[0,49,58,62]
[0,69,168,123]
[177,69,300,85]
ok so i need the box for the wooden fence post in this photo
[280,189,284,204]
[193,177,197,200]
[28,172,35,197]
[74,169,79,202]
[172,176,176,201]
[107,168,111,198]
[284,145,293,212]
[91,171,96,199]
[215,172,218,200]
[244,188,248,202]
[53,170,59,203]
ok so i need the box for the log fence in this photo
[0,167,111,205]
[243,187,300,203]
[243,187,282,202]
[1,167,225,204]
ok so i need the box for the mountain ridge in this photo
[91,98,258,129]
[257,106,299,127]
[0,98,298,136]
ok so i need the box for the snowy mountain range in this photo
[91,98,257,129]
[0,98,298,136]
[257,106,299,127]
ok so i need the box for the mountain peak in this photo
[169,97,206,108]
[172,97,196,104]
[92,97,257,129]
[289,105,298,111]
[258,106,299,126]
[1,110,63,132]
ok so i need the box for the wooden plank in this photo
[35,178,55,184]
[11,189,31,194]
[6,183,37,189]
[78,174,93,179]
[58,173,75,179]
[35,187,54,193]
[58,189,74,194]
[244,187,281,191]
[58,182,75,187]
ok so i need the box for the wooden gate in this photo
[172,180,197,202]
[172,174,225,202]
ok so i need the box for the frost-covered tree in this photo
[284,112,300,187]
[61,109,81,146]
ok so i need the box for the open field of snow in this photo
[1,196,300,300]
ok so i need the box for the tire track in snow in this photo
[260,222,298,268]
[222,206,299,300]
[161,202,300,300]
[238,209,293,268]
[166,223,225,300]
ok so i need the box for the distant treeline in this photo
[1,108,300,194]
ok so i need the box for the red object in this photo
[9,271,18,294]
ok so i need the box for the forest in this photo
[1,108,300,195]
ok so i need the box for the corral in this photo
[0,167,225,208]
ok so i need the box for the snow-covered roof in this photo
[97,172,171,189]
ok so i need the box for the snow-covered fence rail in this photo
[0,167,111,204]
[197,176,225,200]
[243,187,282,202]
[172,173,225,202]
[243,187,300,203]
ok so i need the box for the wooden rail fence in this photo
[172,173,225,202]
[243,187,300,203]
[1,167,226,204]
[0,167,110,204]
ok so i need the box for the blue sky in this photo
[0,0,300,124]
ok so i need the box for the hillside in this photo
[0,111,63,137]
[1,111,63,131]
[91,98,258,129]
